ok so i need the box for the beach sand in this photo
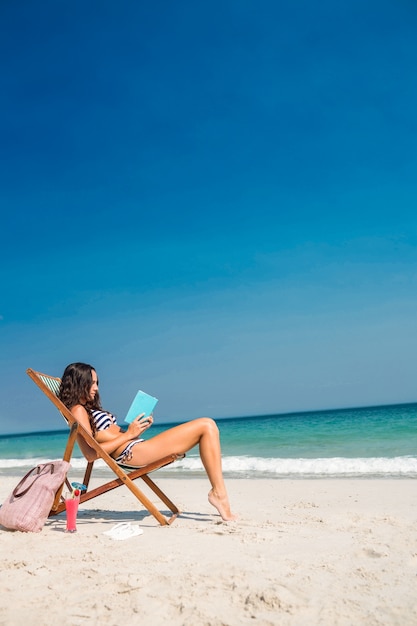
[0,477,416,625]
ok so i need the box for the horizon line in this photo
[1,399,416,439]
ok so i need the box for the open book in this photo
[124,390,159,424]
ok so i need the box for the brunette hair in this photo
[58,362,102,418]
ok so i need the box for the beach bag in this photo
[0,461,70,532]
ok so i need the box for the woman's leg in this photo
[128,418,236,521]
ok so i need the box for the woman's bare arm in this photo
[70,405,151,456]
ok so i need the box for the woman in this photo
[58,362,236,522]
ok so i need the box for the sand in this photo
[0,477,416,626]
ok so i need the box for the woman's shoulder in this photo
[70,404,90,419]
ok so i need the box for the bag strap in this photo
[12,463,56,498]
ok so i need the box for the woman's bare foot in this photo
[208,489,237,521]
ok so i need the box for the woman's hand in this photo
[127,413,153,438]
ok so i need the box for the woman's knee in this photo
[198,417,219,436]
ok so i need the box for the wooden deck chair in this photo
[26,368,183,525]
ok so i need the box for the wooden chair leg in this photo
[50,422,78,513]
[141,474,180,515]
[82,461,94,490]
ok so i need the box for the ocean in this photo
[0,403,416,479]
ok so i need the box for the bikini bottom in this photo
[114,438,144,464]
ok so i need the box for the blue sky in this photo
[1,0,417,434]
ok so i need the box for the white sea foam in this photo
[173,455,417,477]
[0,457,108,471]
[2,455,416,477]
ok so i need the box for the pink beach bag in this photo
[0,461,70,532]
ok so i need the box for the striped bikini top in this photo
[90,410,117,431]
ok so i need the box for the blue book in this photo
[124,390,159,424]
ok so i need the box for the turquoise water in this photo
[219,405,417,458]
[0,403,416,478]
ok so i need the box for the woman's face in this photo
[88,369,99,401]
